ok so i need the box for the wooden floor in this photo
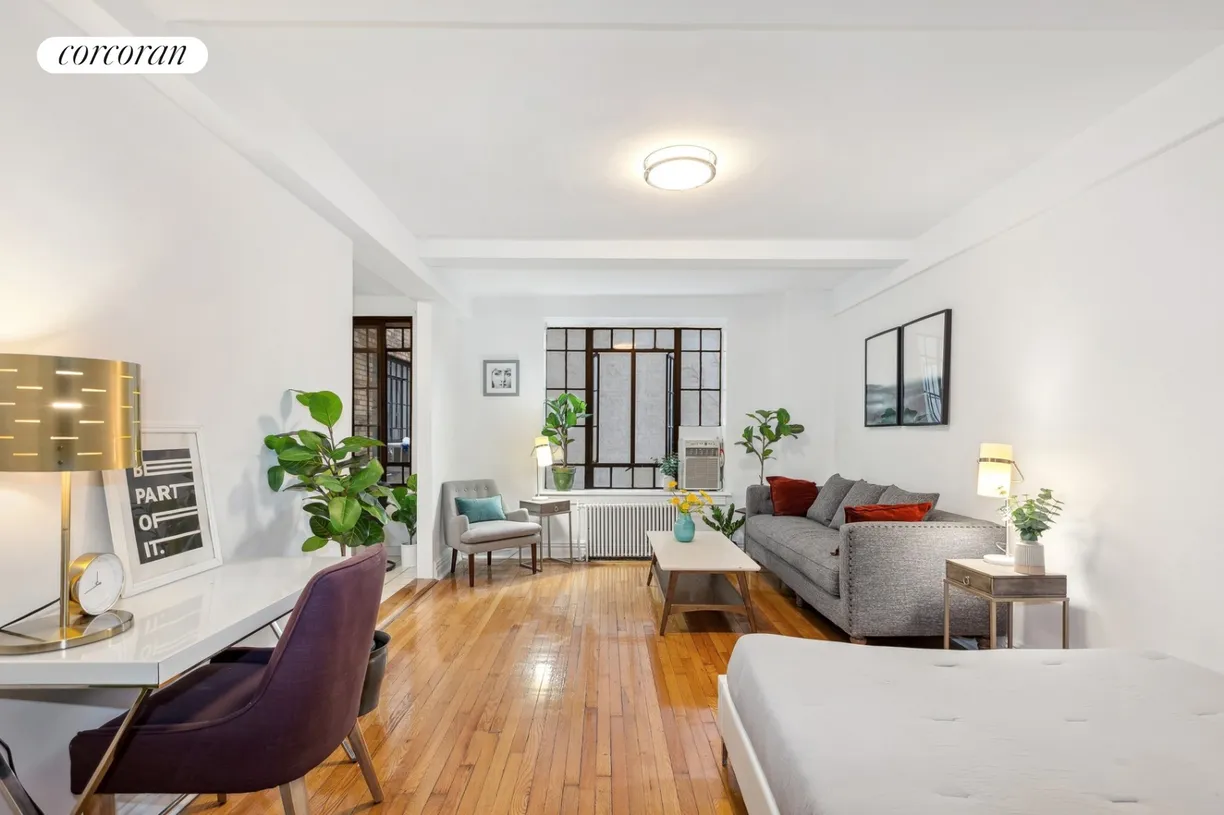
[194,559,843,815]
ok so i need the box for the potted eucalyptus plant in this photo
[736,408,806,485]
[1003,488,1065,575]
[263,389,413,716]
[541,393,590,491]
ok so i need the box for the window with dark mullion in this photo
[544,326,721,489]
[352,317,412,486]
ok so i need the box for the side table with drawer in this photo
[944,558,1069,650]
[519,498,577,566]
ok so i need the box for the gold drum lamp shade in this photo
[0,353,142,654]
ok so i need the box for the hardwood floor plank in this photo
[212,559,834,815]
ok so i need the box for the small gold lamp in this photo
[0,353,141,653]
[977,442,1023,566]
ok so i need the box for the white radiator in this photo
[583,502,678,559]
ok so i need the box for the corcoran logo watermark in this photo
[38,37,208,74]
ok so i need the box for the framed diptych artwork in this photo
[864,309,952,427]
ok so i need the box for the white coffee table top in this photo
[647,531,760,573]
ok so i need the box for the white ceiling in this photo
[192,24,1219,242]
[153,1,1224,295]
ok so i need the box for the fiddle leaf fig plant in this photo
[389,473,418,541]
[264,389,401,552]
[736,408,806,485]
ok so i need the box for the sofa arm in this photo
[505,508,529,523]
[839,521,1005,638]
[745,485,774,518]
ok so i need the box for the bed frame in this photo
[717,674,781,815]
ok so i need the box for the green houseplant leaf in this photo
[740,407,805,484]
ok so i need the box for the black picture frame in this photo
[899,309,952,426]
[863,326,901,427]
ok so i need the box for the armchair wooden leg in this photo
[468,554,475,587]
[84,795,116,815]
[348,720,384,803]
[450,549,458,575]
[531,543,538,574]
[279,777,309,815]
[487,551,493,573]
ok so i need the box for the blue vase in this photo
[674,513,695,543]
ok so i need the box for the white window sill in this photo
[537,488,732,499]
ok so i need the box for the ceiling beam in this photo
[420,239,912,270]
[151,0,1224,31]
[835,42,1224,313]
[42,0,462,308]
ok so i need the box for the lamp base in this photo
[983,553,1015,567]
[0,609,133,655]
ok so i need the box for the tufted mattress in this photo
[725,634,1224,814]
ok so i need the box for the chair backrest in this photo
[245,545,385,781]
[441,479,501,544]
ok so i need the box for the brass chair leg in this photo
[348,721,384,803]
[278,776,309,815]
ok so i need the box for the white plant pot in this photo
[1012,541,1046,575]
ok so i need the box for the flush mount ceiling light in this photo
[643,145,717,191]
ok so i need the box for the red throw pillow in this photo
[766,476,819,516]
[843,502,933,524]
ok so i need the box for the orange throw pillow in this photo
[766,476,819,516]
[843,502,933,524]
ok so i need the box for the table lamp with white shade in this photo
[977,442,1023,566]
[532,435,553,496]
[0,353,142,654]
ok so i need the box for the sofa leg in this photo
[721,741,728,767]
[794,594,805,609]
[450,549,458,576]
[468,554,475,587]
[850,636,868,645]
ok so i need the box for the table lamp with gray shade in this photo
[977,442,1023,566]
[0,353,141,654]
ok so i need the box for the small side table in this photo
[944,558,1069,650]
[519,498,576,566]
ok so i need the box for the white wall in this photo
[437,293,833,529]
[832,123,1224,667]
[0,5,352,810]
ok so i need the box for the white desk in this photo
[0,556,341,814]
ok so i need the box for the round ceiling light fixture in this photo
[643,145,717,191]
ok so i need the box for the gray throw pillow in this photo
[879,485,940,518]
[830,481,888,529]
[807,473,855,526]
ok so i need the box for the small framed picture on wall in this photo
[103,425,223,596]
[483,359,520,396]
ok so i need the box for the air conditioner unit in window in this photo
[681,439,722,491]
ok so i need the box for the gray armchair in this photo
[441,480,542,586]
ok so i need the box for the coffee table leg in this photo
[735,572,758,633]
[646,553,657,586]
[659,571,678,635]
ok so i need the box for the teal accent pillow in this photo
[455,495,506,523]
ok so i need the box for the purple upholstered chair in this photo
[70,545,386,815]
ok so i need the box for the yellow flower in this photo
[669,496,681,506]
[700,490,712,503]
[667,480,678,490]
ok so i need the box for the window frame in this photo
[352,316,412,485]
[546,326,722,489]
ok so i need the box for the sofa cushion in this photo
[829,480,888,530]
[766,476,819,516]
[746,516,841,597]
[807,473,855,526]
[460,519,540,544]
[879,485,940,515]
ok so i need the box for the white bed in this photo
[718,634,1224,814]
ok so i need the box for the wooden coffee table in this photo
[646,531,761,634]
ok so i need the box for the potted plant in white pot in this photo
[1004,488,1065,575]
[263,389,413,715]
[541,392,590,492]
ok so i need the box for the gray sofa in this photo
[744,476,1004,641]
